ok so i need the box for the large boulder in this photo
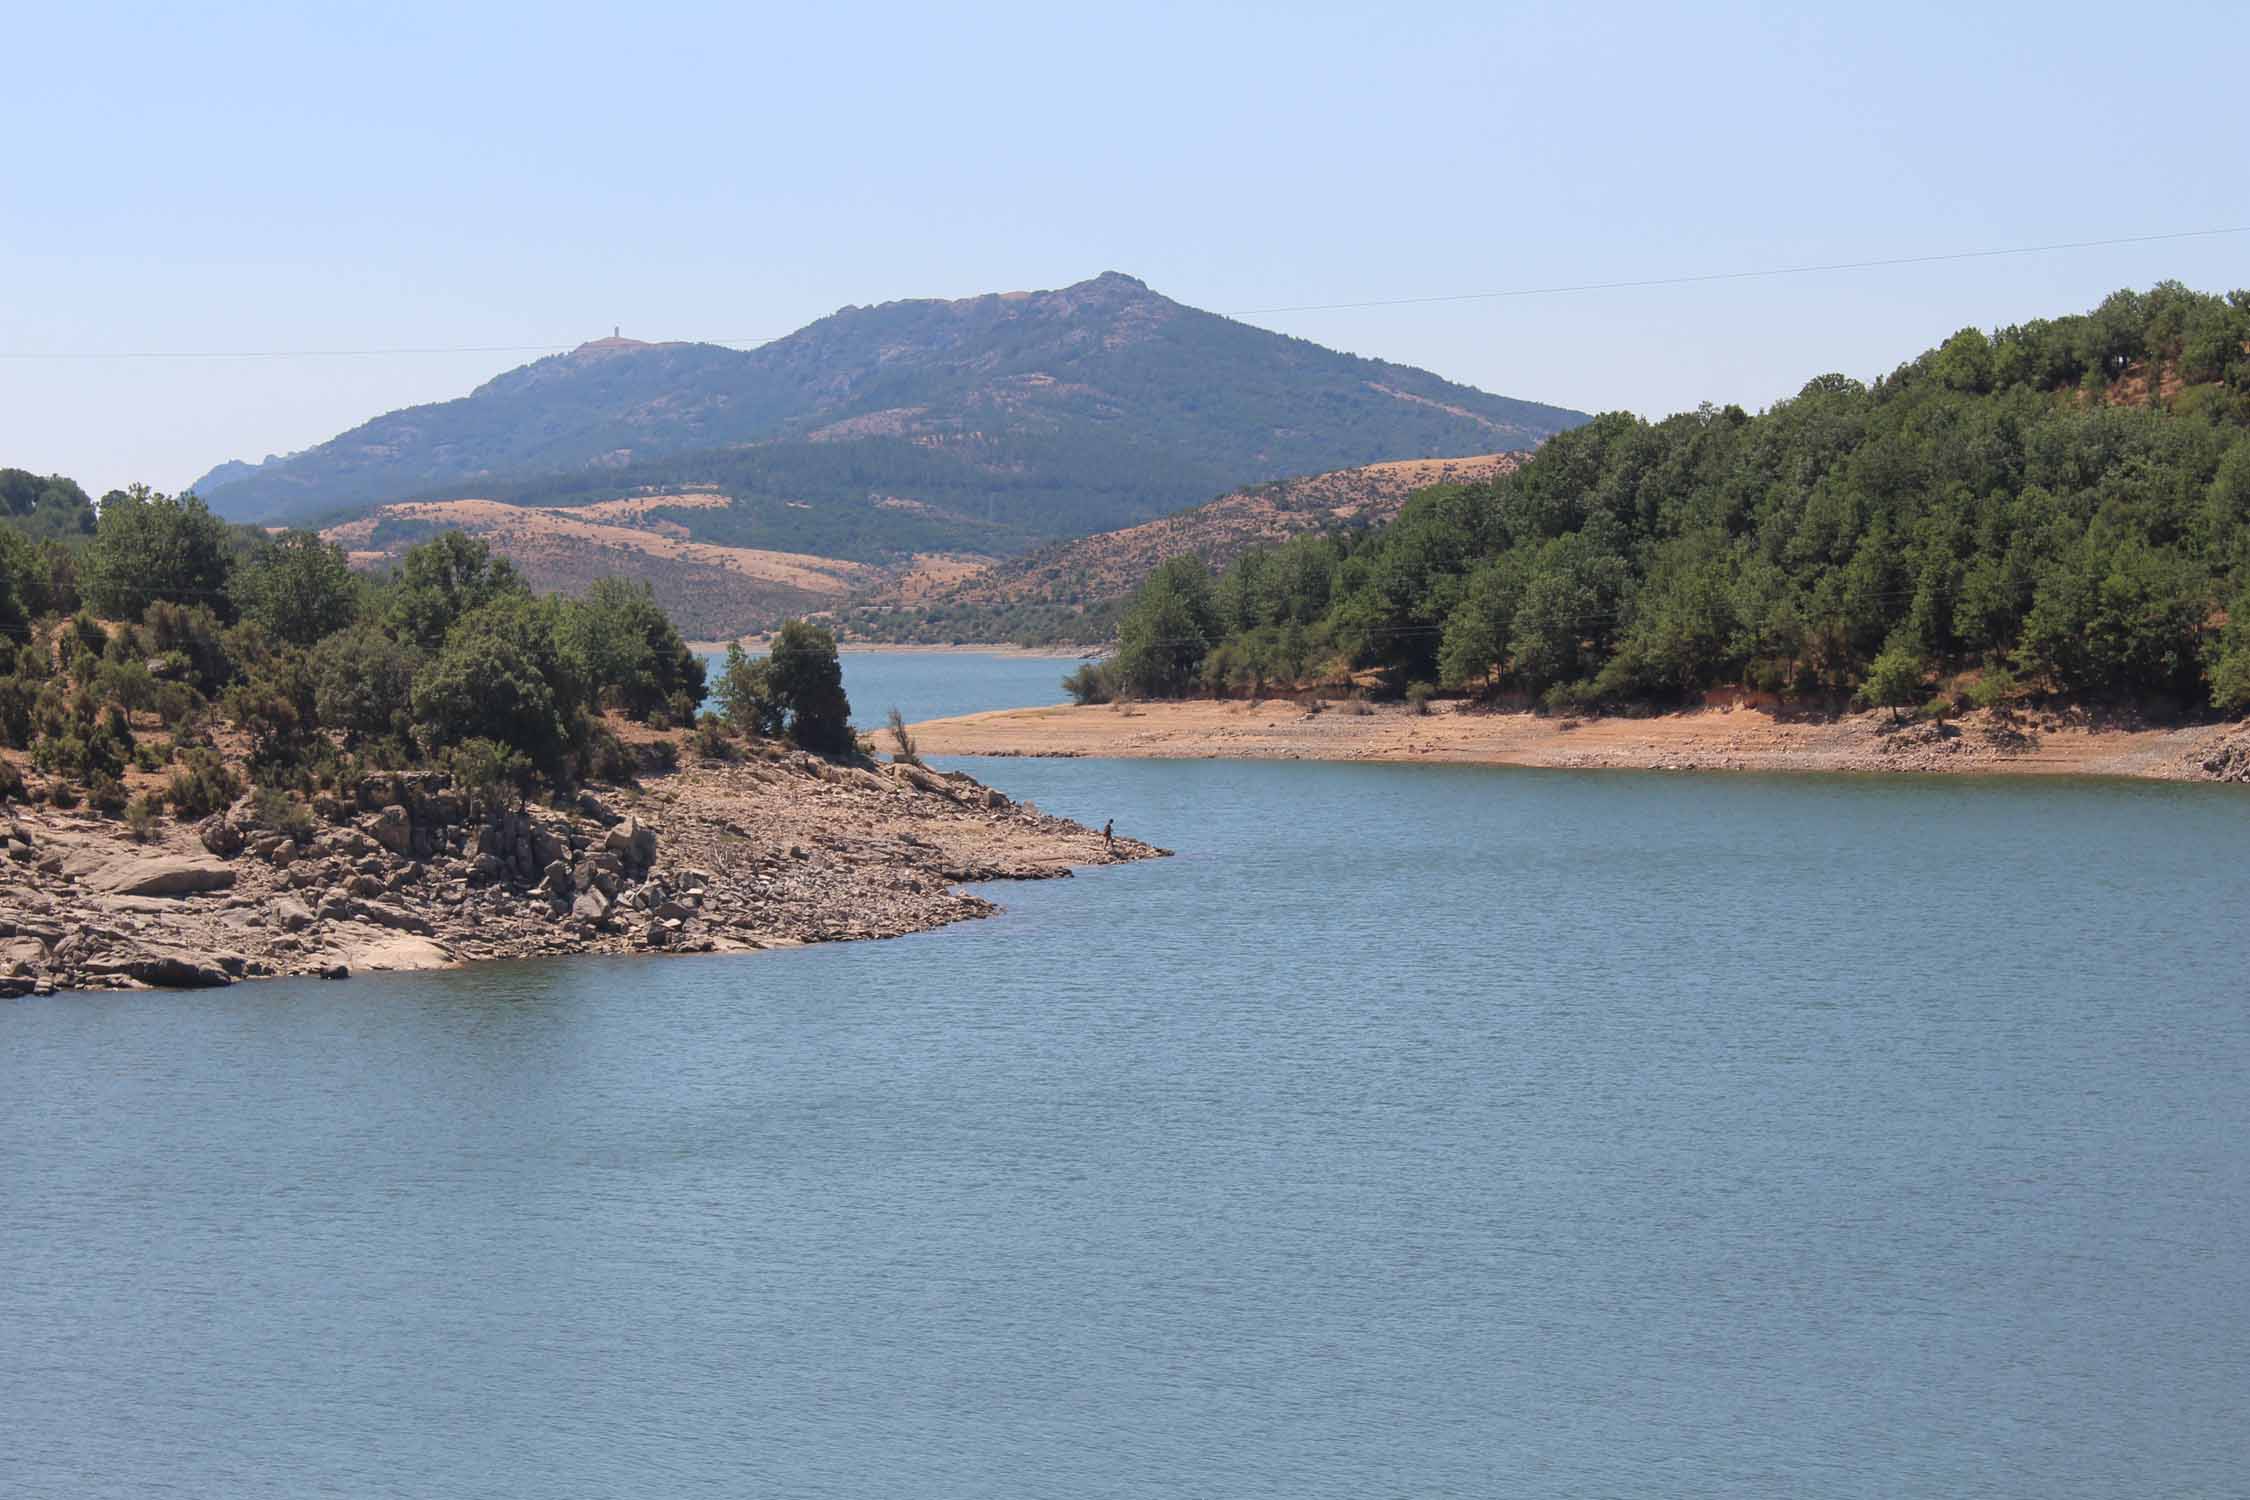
[197,816,244,857]
[364,806,413,856]
[348,900,435,936]
[603,817,657,871]
[84,855,237,899]
[271,895,316,933]
[126,949,236,989]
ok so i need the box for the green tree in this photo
[1114,556,1220,698]
[558,577,706,718]
[309,621,418,742]
[765,619,853,753]
[234,530,362,646]
[81,486,234,619]
[411,617,570,775]
[714,643,786,737]
[386,531,526,650]
[1861,640,1925,721]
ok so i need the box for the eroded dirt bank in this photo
[1,751,1162,997]
[906,698,2250,782]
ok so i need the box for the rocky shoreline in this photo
[1,749,1163,997]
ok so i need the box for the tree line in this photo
[1084,283,2250,718]
[0,480,855,823]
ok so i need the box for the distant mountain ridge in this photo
[189,273,1587,547]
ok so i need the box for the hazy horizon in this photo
[6,0,2246,498]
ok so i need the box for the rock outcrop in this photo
[0,749,1163,995]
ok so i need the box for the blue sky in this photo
[5,0,2245,497]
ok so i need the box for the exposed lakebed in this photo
[5,654,2247,1497]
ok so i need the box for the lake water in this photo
[696,646,1084,731]
[6,654,2249,1497]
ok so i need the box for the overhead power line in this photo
[2,223,2244,362]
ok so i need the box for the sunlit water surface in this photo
[5,654,2247,1497]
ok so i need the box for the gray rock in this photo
[84,855,238,899]
[348,901,435,936]
[272,895,316,933]
[197,816,244,856]
[364,806,413,856]
[125,950,236,989]
[571,889,611,923]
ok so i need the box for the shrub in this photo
[444,738,533,816]
[151,680,203,730]
[251,785,316,843]
[1965,664,2020,712]
[165,747,244,818]
[223,652,319,773]
[640,736,681,773]
[1405,680,1435,715]
[0,674,33,748]
[124,793,160,841]
[0,757,24,802]
[691,714,734,761]
[46,779,78,809]
[1062,660,1118,705]
[85,770,128,815]
[585,722,636,784]
[885,706,921,765]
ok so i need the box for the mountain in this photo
[835,452,1530,645]
[190,273,1588,550]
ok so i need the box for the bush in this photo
[1062,660,1118,705]
[885,706,921,765]
[166,747,244,818]
[1405,680,1435,715]
[85,770,128,815]
[251,785,315,843]
[46,779,78,809]
[641,736,680,773]
[445,738,534,816]
[585,722,636,784]
[124,793,160,841]
[223,652,319,773]
[0,757,24,802]
[691,714,734,761]
[0,674,33,748]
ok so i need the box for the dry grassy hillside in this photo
[838,452,1526,644]
[321,494,874,640]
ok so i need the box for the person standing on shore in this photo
[1103,819,1114,850]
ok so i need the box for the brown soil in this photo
[905,698,2250,782]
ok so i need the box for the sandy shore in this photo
[907,698,2250,782]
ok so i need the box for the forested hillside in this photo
[1094,284,2250,716]
[0,484,858,827]
[185,273,1586,548]
[838,453,1526,646]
